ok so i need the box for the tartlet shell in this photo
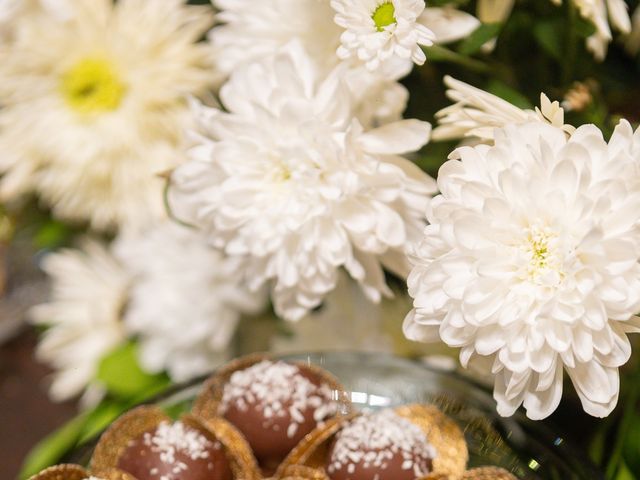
[462,467,519,479]
[28,464,90,480]
[28,465,136,480]
[395,404,469,478]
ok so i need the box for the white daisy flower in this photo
[114,222,266,382]
[169,43,436,321]
[432,76,575,142]
[0,0,214,231]
[331,0,435,70]
[29,240,129,402]
[404,121,640,420]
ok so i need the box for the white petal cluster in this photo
[209,0,477,127]
[404,121,640,419]
[331,0,435,70]
[210,0,343,79]
[29,221,266,399]
[114,223,266,382]
[0,0,72,39]
[169,43,436,321]
[0,0,214,230]
[432,76,575,142]
[29,240,129,402]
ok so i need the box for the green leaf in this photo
[533,20,563,61]
[486,79,533,109]
[457,23,502,56]
[34,220,73,249]
[574,16,597,39]
[19,414,88,479]
[77,400,129,444]
[614,462,637,480]
[623,413,640,475]
[97,342,170,398]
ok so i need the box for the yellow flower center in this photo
[372,1,396,32]
[61,57,126,114]
[523,223,563,284]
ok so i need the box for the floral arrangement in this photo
[2,0,640,478]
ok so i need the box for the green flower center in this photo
[61,57,126,113]
[372,1,396,32]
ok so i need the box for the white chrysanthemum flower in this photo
[404,121,640,420]
[29,240,129,402]
[169,43,436,321]
[432,76,575,142]
[0,0,214,230]
[331,0,435,70]
[114,223,266,382]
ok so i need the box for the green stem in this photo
[562,1,578,86]
[422,45,493,74]
[605,379,640,479]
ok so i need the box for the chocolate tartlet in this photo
[218,359,339,466]
[325,410,436,480]
[91,406,260,480]
[116,421,233,480]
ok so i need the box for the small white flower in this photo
[404,121,640,420]
[114,223,266,382]
[169,43,436,321]
[29,240,129,402]
[0,0,214,230]
[432,76,575,142]
[331,0,435,70]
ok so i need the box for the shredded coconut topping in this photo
[140,421,220,478]
[220,360,337,438]
[327,410,436,478]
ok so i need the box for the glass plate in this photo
[70,351,603,479]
